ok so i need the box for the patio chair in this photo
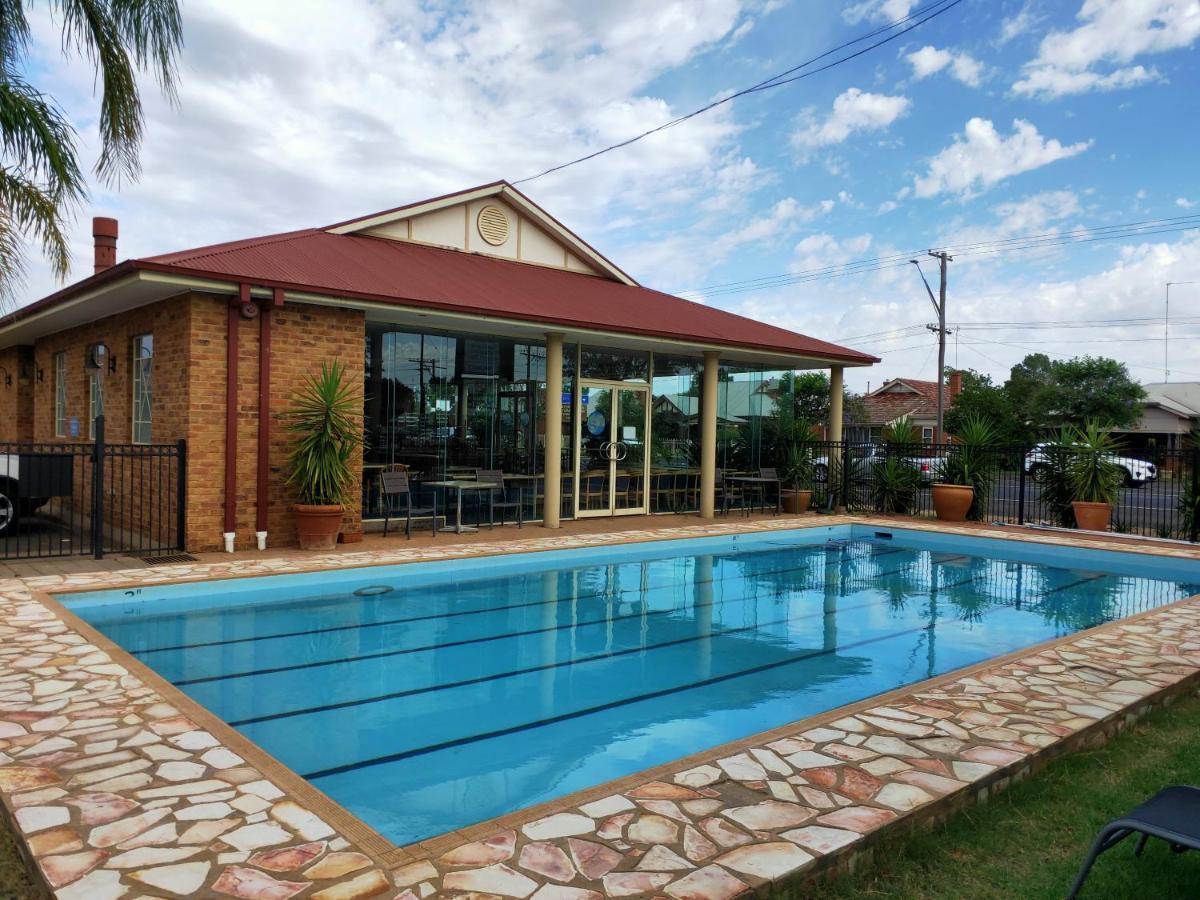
[650,471,674,513]
[381,471,437,539]
[758,467,782,514]
[477,469,523,528]
[1067,785,1200,898]
[716,469,743,515]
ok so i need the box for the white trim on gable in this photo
[325,182,637,285]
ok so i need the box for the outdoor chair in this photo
[716,469,743,515]
[650,471,674,513]
[381,471,437,539]
[758,466,782,514]
[1067,785,1200,898]
[476,470,524,528]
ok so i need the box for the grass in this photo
[0,693,1196,898]
[821,689,1200,899]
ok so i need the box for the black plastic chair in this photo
[1067,785,1200,898]
[758,467,782,514]
[381,471,436,539]
[477,470,523,528]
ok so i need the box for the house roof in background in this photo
[861,378,953,425]
[1140,382,1200,418]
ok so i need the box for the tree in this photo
[1004,354,1144,433]
[0,1,183,300]
[944,368,1024,444]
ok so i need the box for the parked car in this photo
[812,445,941,485]
[1023,443,1157,488]
[0,453,65,536]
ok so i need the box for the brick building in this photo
[0,183,876,552]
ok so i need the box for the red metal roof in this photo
[1,221,876,364]
[862,378,952,424]
[136,229,876,363]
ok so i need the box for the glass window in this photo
[580,346,649,382]
[650,355,702,512]
[88,372,103,440]
[362,326,560,524]
[132,334,153,443]
[54,351,67,437]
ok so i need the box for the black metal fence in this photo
[797,440,1200,543]
[0,420,185,559]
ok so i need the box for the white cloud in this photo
[997,1,1043,44]
[906,45,984,86]
[789,233,874,273]
[1177,197,1197,209]
[913,118,1092,199]
[14,0,762,302]
[936,190,1081,260]
[1014,0,1200,99]
[844,0,915,24]
[792,88,910,149]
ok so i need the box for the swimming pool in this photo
[61,525,1200,847]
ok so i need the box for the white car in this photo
[1023,443,1156,488]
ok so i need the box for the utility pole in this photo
[1166,282,1199,382]
[911,251,952,442]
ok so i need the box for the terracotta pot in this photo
[1072,500,1111,532]
[932,483,974,522]
[294,504,344,550]
[782,489,812,514]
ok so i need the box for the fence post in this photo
[176,439,187,553]
[840,441,852,512]
[92,416,105,560]
[1017,447,1027,526]
[1191,444,1200,545]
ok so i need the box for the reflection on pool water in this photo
[62,525,1200,846]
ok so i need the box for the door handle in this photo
[614,442,628,461]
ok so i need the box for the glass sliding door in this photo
[575,381,649,517]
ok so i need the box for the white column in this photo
[700,350,720,519]
[829,366,844,513]
[542,333,564,528]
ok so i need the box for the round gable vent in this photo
[477,205,510,246]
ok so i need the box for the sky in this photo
[16,0,1200,393]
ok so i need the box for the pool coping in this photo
[0,514,1195,898]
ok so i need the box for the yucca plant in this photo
[283,361,363,506]
[1069,420,1123,506]
[871,455,922,514]
[937,415,999,520]
[1038,427,1078,527]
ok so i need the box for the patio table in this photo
[725,475,780,515]
[426,480,496,533]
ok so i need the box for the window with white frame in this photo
[54,351,67,437]
[922,426,934,444]
[132,334,153,443]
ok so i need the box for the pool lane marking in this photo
[133,544,912,656]
[297,577,997,782]
[295,569,1121,780]
[223,567,929,727]
[172,548,915,687]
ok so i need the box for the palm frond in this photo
[0,0,30,68]
[0,76,85,202]
[0,168,73,285]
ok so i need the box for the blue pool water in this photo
[62,525,1200,846]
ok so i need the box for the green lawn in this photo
[822,689,1200,899]
[0,693,1197,899]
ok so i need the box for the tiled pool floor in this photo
[0,515,1197,899]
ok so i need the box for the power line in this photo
[678,212,1200,298]
[512,0,964,185]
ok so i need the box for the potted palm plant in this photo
[283,361,363,550]
[872,418,922,515]
[1069,420,1122,532]
[932,415,997,522]
[780,443,815,514]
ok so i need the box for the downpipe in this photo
[256,530,268,551]
[223,532,235,554]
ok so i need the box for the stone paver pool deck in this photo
[0,515,1197,898]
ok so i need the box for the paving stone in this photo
[716,841,813,880]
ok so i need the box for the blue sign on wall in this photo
[69,417,79,438]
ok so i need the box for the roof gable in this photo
[325,182,636,285]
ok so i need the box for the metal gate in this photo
[0,421,185,559]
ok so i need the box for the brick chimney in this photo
[93,216,119,273]
[948,370,963,400]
